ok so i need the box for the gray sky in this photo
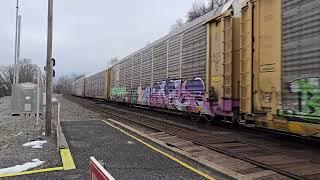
[0,0,193,76]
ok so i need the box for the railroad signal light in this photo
[43,58,56,77]
[52,58,55,67]
[52,58,55,77]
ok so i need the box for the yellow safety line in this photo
[60,148,76,170]
[102,120,216,180]
[0,167,64,178]
[0,148,76,178]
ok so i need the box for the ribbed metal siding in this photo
[84,71,105,98]
[168,35,181,79]
[96,71,105,97]
[111,64,120,89]
[99,71,105,97]
[182,25,207,80]
[123,59,132,90]
[111,67,116,89]
[74,78,85,96]
[119,62,125,88]
[153,42,167,83]
[131,54,141,89]
[282,0,320,111]
[141,49,153,88]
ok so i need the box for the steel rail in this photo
[66,96,316,180]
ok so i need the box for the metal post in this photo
[36,67,41,125]
[13,0,19,85]
[16,15,22,84]
[57,101,60,127]
[45,0,53,136]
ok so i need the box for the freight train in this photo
[72,0,320,137]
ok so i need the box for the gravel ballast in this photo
[0,96,61,173]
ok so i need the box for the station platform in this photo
[17,119,215,179]
[3,96,227,179]
[63,119,209,179]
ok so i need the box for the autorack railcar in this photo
[72,0,320,137]
[72,77,85,97]
[84,71,106,98]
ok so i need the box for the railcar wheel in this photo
[190,113,201,122]
[232,115,241,126]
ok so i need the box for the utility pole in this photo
[13,0,20,85]
[16,15,22,84]
[45,0,53,136]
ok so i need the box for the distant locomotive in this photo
[72,0,320,137]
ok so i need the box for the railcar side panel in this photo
[73,78,85,97]
[141,48,153,87]
[206,10,241,115]
[168,34,181,80]
[110,64,125,101]
[105,69,111,98]
[240,0,281,116]
[108,7,230,114]
[280,0,320,123]
[181,25,207,81]
[241,0,320,137]
[153,42,167,83]
[240,2,253,114]
[107,7,239,117]
[72,1,320,137]
[85,71,105,98]
[232,17,241,102]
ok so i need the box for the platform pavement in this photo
[14,119,220,179]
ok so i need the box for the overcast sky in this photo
[0,0,193,76]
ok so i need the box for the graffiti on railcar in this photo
[140,77,209,113]
[108,77,241,116]
[282,77,320,121]
[290,78,320,116]
[110,77,211,114]
[111,87,127,101]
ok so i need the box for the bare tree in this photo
[207,0,229,11]
[17,58,38,84]
[0,59,39,95]
[0,75,8,97]
[186,0,208,22]
[170,18,185,32]
[53,73,85,94]
[0,65,15,95]
[186,0,229,22]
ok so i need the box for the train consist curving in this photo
[72,0,320,137]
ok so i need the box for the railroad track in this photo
[66,95,320,180]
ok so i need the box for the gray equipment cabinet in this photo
[11,83,43,116]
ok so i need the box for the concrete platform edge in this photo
[105,118,244,180]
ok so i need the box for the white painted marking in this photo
[0,159,45,174]
[127,141,134,144]
[23,140,47,149]
[15,132,24,137]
